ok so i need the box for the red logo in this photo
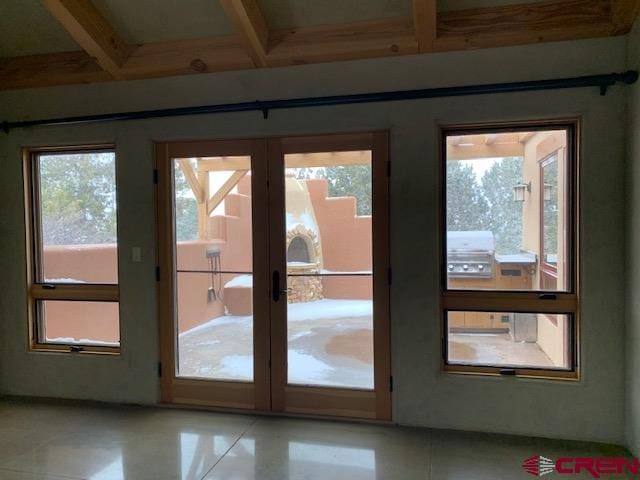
[522,456,640,478]
[522,456,555,477]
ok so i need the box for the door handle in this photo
[272,270,280,302]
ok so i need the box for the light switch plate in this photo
[132,246,142,262]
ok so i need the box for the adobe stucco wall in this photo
[0,34,629,444]
[41,175,373,339]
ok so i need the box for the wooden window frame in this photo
[440,119,579,380]
[23,145,120,355]
[539,152,561,283]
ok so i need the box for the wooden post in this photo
[197,158,210,239]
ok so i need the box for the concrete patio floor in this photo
[178,299,375,389]
[448,333,555,368]
[178,301,556,388]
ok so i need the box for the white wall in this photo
[626,19,640,455]
[0,35,629,444]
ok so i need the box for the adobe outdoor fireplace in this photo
[286,177,324,303]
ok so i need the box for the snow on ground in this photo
[178,298,374,388]
[44,278,86,283]
[46,337,119,347]
[224,275,253,288]
[288,350,334,384]
[287,299,372,322]
[180,299,372,337]
[220,354,254,379]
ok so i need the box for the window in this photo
[441,122,578,378]
[24,146,120,353]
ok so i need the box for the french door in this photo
[156,132,390,420]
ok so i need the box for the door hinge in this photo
[153,169,158,185]
[158,362,162,377]
[155,266,160,281]
[389,375,393,392]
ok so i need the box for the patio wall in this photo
[41,177,372,338]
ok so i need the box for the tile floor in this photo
[0,398,631,480]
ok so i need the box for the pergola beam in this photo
[219,0,269,67]
[207,170,249,215]
[40,0,132,79]
[447,143,525,161]
[413,0,437,52]
[178,159,204,203]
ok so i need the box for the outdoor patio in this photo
[448,333,555,367]
[178,299,374,389]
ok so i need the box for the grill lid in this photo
[447,231,495,253]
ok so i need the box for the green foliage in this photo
[325,165,372,215]
[447,157,524,254]
[174,162,199,241]
[446,161,489,231]
[481,157,523,253]
[39,153,117,245]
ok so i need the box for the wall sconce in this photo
[513,181,531,202]
[543,183,554,201]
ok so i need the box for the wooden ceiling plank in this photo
[413,0,437,52]
[610,0,640,35]
[40,0,132,79]
[219,0,269,67]
[0,50,111,90]
[1,0,636,91]
[435,0,615,51]
[266,17,417,67]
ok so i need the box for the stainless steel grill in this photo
[447,231,495,278]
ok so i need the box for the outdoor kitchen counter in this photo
[495,253,537,264]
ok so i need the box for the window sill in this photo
[442,363,579,381]
[29,343,120,356]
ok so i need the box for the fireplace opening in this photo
[287,236,311,264]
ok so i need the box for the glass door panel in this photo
[284,151,374,389]
[173,157,254,381]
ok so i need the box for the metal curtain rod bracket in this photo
[1,70,637,133]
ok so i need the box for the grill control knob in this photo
[448,264,454,271]
[478,264,484,270]
[463,264,469,271]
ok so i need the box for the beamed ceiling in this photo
[0,0,638,91]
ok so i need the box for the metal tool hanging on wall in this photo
[206,246,222,303]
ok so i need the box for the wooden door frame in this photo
[156,131,391,421]
[268,131,392,421]
[156,138,271,410]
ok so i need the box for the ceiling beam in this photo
[40,0,132,79]
[219,0,269,67]
[610,0,640,35]
[1,0,636,91]
[435,0,614,51]
[267,17,416,67]
[413,0,437,52]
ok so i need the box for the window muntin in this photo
[441,123,578,377]
[25,147,120,353]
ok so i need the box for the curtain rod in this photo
[2,70,637,133]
